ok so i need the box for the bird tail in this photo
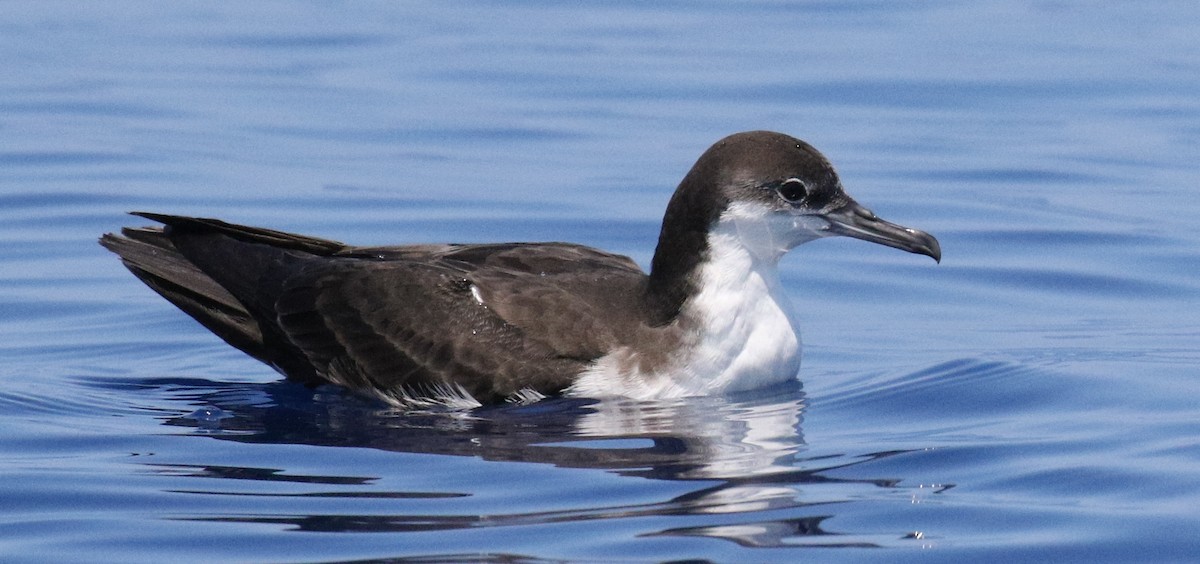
[100,222,269,362]
[101,212,352,385]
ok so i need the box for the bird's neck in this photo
[645,191,800,323]
[644,175,726,325]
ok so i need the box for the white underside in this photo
[369,382,546,410]
[570,202,824,400]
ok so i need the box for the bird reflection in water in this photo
[139,377,936,548]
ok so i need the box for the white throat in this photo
[572,202,808,399]
[672,205,804,392]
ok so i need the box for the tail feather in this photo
[100,229,267,361]
[131,212,345,255]
[101,213,347,385]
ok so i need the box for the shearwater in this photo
[101,131,940,408]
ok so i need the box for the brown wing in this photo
[340,242,650,360]
[273,243,651,402]
[103,213,650,404]
[271,258,615,403]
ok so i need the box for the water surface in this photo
[2,2,1199,562]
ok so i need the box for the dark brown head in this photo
[646,131,940,323]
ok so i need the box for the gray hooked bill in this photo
[824,200,942,263]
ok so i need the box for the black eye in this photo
[776,179,808,203]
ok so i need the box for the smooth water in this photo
[3,2,1199,562]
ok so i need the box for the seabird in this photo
[100,131,940,408]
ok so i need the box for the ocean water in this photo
[2,2,1199,562]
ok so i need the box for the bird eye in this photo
[776,179,808,203]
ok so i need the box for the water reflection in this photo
[651,516,879,549]
[133,378,923,546]
[153,378,813,478]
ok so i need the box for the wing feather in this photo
[274,259,601,402]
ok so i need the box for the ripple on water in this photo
[813,358,1070,418]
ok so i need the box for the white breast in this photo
[679,230,803,392]
[570,202,805,399]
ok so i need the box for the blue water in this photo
[2,2,1199,562]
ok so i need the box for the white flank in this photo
[506,388,547,404]
[378,381,483,410]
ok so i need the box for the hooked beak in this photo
[823,200,941,263]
